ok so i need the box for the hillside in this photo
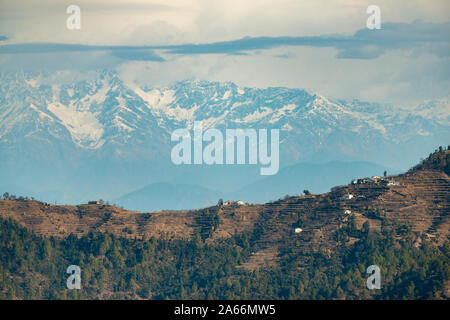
[0,148,448,299]
[1,149,449,259]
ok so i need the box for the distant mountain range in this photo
[0,70,448,209]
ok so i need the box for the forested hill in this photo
[412,147,450,175]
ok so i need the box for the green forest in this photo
[0,217,448,300]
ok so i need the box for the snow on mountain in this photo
[47,101,105,149]
[0,69,449,206]
[412,97,450,125]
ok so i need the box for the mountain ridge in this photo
[1,149,448,248]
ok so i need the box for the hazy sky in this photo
[0,0,449,106]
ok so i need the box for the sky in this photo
[0,0,449,106]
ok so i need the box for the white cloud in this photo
[2,0,449,44]
[1,0,449,106]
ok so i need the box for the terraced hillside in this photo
[1,150,449,272]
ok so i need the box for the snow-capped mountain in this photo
[0,70,448,205]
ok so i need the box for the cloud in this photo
[0,43,165,62]
[111,50,165,62]
[0,51,122,72]
[0,21,448,60]
[162,21,450,59]
[336,21,450,59]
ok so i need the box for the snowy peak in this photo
[413,97,450,124]
[47,101,105,149]
[0,70,448,170]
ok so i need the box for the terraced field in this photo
[1,151,449,271]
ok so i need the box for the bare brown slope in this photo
[0,201,200,240]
